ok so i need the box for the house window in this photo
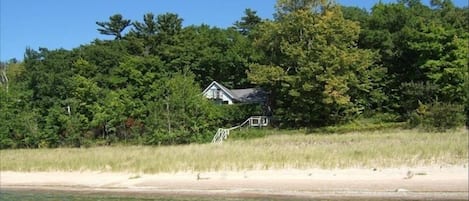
[211,88,222,99]
[251,118,259,126]
[217,89,221,99]
[211,89,216,99]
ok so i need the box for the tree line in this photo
[1,0,467,148]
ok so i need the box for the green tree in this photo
[0,62,8,92]
[133,13,158,36]
[233,8,262,36]
[96,14,131,40]
[23,48,75,112]
[156,13,183,36]
[249,3,383,126]
[275,0,330,16]
[406,21,468,104]
[76,40,130,87]
[150,13,184,62]
[341,6,369,25]
[168,25,259,88]
[145,71,219,145]
[131,13,159,56]
[0,69,41,149]
[90,90,127,143]
[0,107,41,148]
[355,0,468,114]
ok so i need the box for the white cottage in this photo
[202,81,266,105]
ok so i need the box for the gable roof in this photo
[202,81,266,103]
[202,81,236,99]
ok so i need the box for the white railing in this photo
[212,116,269,144]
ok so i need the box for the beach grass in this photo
[0,128,467,173]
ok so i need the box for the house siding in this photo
[203,86,234,104]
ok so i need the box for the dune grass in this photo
[0,129,467,173]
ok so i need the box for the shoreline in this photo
[1,166,468,200]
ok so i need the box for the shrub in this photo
[217,104,264,127]
[399,81,439,114]
[409,102,465,132]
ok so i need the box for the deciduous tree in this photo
[249,3,384,126]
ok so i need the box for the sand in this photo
[1,166,468,200]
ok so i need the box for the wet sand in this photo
[1,166,468,200]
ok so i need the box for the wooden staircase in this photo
[212,116,269,144]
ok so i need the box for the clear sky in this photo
[1,0,467,61]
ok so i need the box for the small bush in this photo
[409,102,465,132]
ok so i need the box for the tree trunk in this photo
[1,69,8,93]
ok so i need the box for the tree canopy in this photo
[96,14,131,40]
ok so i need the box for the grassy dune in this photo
[1,129,467,173]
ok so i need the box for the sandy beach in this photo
[1,166,468,200]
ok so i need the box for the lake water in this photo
[1,190,231,201]
[0,189,310,201]
[1,189,465,201]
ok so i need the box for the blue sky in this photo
[1,0,467,61]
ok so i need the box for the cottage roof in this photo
[202,81,266,103]
[231,88,266,103]
[202,81,236,98]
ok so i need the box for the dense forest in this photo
[1,0,467,148]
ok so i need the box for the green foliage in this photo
[399,81,440,113]
[309,113,405,133]
[217,104,264,127]
[132,13,158,36]
[96,14,131,40]
[275,0,331,16]
[155,13,183,36]
[0,62,41,149]
[144,71,220,145]
[233,8,262,36]
[352,0,468,114]
[409,102,465,132]
[341,6,369,25]
[250,6,384,126]
[0,89,41,149]
[177,25,258,88]
[2,1,468,149]
[466,63,469,128]
[406,21,468,104]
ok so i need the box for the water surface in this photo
[1,189,464,201]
